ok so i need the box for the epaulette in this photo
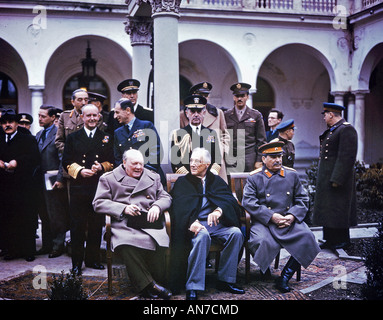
[284,166,296,172]
[249,167,262,175]
[343,122,350,125]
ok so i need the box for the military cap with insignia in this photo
[189,82,212,95]
[258,140,285,155]
[230,82,251,95]
[184,95,207,109]
[0,109,17,123]
[18,113,33,124]
[88,92,107,104]
[321,102,345,114]
[117,79,140,93]
[276,119,295,132]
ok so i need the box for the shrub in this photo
[356,163,383,210]
[362,217,383,300]
[47,270,88,300]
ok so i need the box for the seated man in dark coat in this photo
[242,141,320,293]
[170,147,245,300]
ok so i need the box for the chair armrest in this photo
[164,211,171,240]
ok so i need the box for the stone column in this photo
[149,0,182,171]
[347,94,355,126]
[125,16,153,109]
[331,91,345,107]
[29,85,44,134]
[353,91,368,162]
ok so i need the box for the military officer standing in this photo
[180,82,230,182]
[117,79,154,123]
[275,119,296,168]
[113,98,163,175]
[224,83,266,172]
[313,103,358,250]
[55,88,106,154]
[62,104,114,274]
[171,95,221,175]
[242,141,320,293]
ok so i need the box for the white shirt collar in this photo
[84,127,97,138]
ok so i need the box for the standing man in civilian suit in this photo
[313,102,358,250]
[35,105,69,258]
[224,83,266,172]
[62,104,114,274]
[242,141,320,293]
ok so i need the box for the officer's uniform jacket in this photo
[278,136,295,168]
[113,118,162,172]
[224,106,267,172]
[135,104,154,123]
[55,108,106,154]
[92,166,171,251]
[62,128,113,187]
[242,165,320,273]
[313,118,358,228]
[170,124,221,175]
[180,104,230,181]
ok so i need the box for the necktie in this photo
[41,129,47,142]
[89,132,93,139]
[6,134,12,143]
[201,179,208,208]
[125,125,130,134]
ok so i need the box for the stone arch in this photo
[0,38,30,113]
[44,35,132,109]
[257,43,334,165]
[179,39,240,109]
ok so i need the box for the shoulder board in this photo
[249,168,262,175]
[343,122,350,125]
[284,166,296,172]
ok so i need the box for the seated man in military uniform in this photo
[242,141,320,293]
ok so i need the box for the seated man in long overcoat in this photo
[93,149,172,299]
[242,141,320,293]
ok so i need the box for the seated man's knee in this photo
[192,228,211,246]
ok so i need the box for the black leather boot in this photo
[275,257,300,293]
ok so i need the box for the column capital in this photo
[352,89,370,97]
[148,0,182,16]
[330,90,347,97]
[29,85,45,91]
[125,16,153,46]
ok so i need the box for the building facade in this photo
[1,0,382,171]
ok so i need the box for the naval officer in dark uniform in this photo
[313,102,358,250]
[62,104,114,274]
[275,119,296,168]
